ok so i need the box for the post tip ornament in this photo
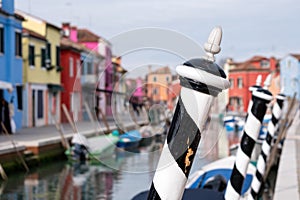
[203,26,222,62]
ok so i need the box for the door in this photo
[32,90,35,127]
[36,90,44,126]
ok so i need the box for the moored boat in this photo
[116,130,142,149]
[65,131,119,162]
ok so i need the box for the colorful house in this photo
[0,0,24,130]
[19,11,62,127]
[146,66,172,104]
[60,23,83,122]
[280,54,300,100]
[228,56,277,113]
[77,29,109,118]
[98,38,112,116]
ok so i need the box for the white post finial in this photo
[256,75,262,86]
[204,26,222,62]
[263,74,272,89]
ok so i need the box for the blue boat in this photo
[132,156,256,200]
[186,156,256,197]
[116,130,142,149]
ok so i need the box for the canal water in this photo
[0,117,229,200]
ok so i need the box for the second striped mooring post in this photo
[248,92,286,200]
[225,75,273,200]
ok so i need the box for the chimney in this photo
[2,0,14,15]
[62,23,71,38]
[70,26,78,42]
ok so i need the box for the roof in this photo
[22,28,46,41]
[149,66,171,74]
[230,56,270,70]
[46,22,61,31]
[0,9,25,21]
[291,54,300,60]
[60,37,84,52]
[229,56,268,66]
[77,29,100,42]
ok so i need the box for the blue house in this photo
[0,0,24,130]
[280,54,300,100]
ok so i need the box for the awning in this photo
[47,84,64,93]
[0,80,13,91]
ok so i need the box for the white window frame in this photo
[69,57,74,77]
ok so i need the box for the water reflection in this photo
[0,117,229,200]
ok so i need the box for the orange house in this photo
[146,66,172,104]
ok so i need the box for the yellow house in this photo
[19,11,62,127]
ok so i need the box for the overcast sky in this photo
[15,0,300,72]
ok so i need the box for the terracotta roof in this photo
[291,54,300,60]
[150,66,171,74]
[60,37,84,52]
[230,56,268,66]
[22,28,46,41]
[77,29,100,42]
[231,56,270,70]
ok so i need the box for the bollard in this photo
[247,75,262,114]
[249,92,286,200]
[147,27,230,200]
[225,75,273,200]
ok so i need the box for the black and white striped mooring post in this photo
[225,75,273,200]
[249,91,286,200]
[147,27,230,200]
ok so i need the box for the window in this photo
[287,60,291,68]
[87,62,93,74]
[0,27,4,54]
[153,76,157,82]
[37,90,44,119]
[76,59,80,77]
[166,76,169,82]
[291,78,298,89]
[56,46,60,67]
[29,45,35,66]
[46,43,51,60]
[69,57,74,77]
[15,32,22,56]
[261,60,270,68]
[237,78,243,88]
[237,98,241,106]
[41,48,46,68]
[153,88,158,95]
[229,78,234,88]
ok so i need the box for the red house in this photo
[228,56,277,113]
[60,24,83,122]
